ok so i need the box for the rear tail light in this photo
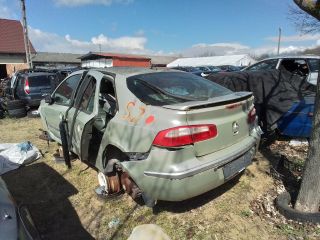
[153,124,217,147]
[24,77,30,94]
[248,107,256,124]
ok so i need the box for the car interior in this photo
[279,59,309,77]
[83,77,117,164]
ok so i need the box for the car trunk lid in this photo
[163,92,254,157]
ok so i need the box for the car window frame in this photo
[278,58,310,74]
[246,59,279,71]
[306,58,320,73]
[78,76,97,115]
[51,73,82,107]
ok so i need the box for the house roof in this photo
[80,52,151,61]
[145,55,179,65]
[0,18,36,54]
[32,52,82,63]
[167,54,256,67]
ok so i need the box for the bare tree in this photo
[289,4,320,33]
[292,0,320,213]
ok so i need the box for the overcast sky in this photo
[0,0,318,56]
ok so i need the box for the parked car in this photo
[170,66,203,76]
[10,71,58,107]
[242,55,320,86]
[195,66,222,77]
[0,177,41,240]
[217,65,242,72]
[39,68,261,206]
[243,56,320,137]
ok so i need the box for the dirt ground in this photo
[0,118,319,240]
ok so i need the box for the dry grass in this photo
[0,117,316,240]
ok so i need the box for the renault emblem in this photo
[232,121,239,135]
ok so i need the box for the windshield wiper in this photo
[136,79,208,101]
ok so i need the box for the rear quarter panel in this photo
[95,73,188,171]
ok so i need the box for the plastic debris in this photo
[108,218,120,229]
[0,141,41,175]
[289,139,308,147]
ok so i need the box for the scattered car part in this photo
[59,120,71,169]
[97,171,121,194]
[120,172,141,200]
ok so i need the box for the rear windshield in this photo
[29,75,55,87]
[127,72,232,106]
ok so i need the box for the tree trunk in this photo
[294,70,320,213]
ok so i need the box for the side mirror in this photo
[45,95,54,104]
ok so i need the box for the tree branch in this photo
[294,0,320,20]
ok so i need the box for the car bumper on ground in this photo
[121,127,261,202]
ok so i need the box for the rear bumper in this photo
[144,139,255,179]
[121,126,261,201]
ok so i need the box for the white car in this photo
[243,55,320,86]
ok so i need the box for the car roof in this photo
[71,67,181,79]
[261,55,320,61]
[20,71,56,77]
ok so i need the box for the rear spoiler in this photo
[162,91,253,111]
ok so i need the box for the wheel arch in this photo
[101,144,128,174]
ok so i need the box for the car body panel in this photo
[277,97,314,137]
[0,177,40,240]
[0,177,18,240]
[120,134,257,201]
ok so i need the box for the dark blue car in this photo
[171,66,203,76]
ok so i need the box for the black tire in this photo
[8,108,27,118]
[7,99,25,110]
[0,109,4,119]
[276,191,320,223]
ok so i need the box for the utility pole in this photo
[277,27,281,56]
[20,0,32,69]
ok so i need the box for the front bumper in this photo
[121,129,260,201]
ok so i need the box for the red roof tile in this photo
[0,18,36,54]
